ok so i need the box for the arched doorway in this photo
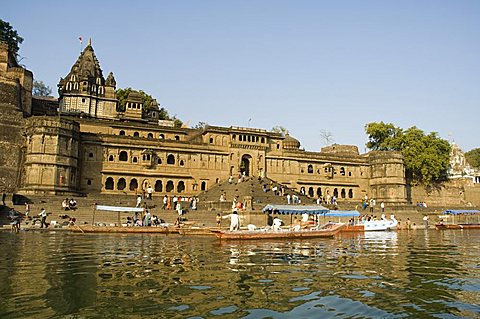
[240,154,252,176]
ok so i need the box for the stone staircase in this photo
[1,194,213,228]
[197,176,315,211]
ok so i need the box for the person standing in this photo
[39,208,48,228]
[286,194,291,205]
[25,203,30,218]
[162,195,168,209]
[423,215,429,229]
[143,210,151,226]
[173,195,178,210]
[380,202,385,212]
[147,185,154,200]
[223,209,240,231]
[135,195,142,208]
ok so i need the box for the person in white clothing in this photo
[223,210,240,231]
[273,217,283,231]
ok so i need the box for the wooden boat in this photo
[212,222,344,240]
[178,227,219,236]
[435,209,480,230]
[69,225,180,234]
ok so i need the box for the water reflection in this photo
[0,230,479,318]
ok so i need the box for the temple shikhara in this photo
[1,40,478,205]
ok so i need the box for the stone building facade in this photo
[0,41,408,204]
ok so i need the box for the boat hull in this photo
[435,224,480,230]
[213,223,344,240]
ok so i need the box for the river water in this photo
[0,230,479,319]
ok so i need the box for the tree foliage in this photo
[365,122,451,186]
[0,19,23,55]
[271,125,289,136]
[465,148,480,168]
[116,87,182,126]
[32,80,52,96]
[319,129,334,146]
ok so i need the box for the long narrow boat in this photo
[69,225,180,234]
[435,210,480,230]
[178,227,219,236]
[212,222,344,240]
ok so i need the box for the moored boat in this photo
[435,210,480,230]
[321,210,398,232]
[212,222,344,240]
[343,214,398,232]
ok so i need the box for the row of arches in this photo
[118,130,181,141]
[232,134,266,144]
[307,164,352,177]
[105,152,182,166]
[300,186,355,199]
[104,177,207,193]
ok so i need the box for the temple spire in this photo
[88,38,92,46]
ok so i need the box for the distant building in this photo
[449,143,479,184]
[0,40,408,203]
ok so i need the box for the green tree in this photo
[271,125,289,136]
[0,19,23,55]
[365,122,451,187]
[465,148,480,168]
[32,80,52,96]
[116,87,182,125]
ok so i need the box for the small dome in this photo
[283,134,300,150]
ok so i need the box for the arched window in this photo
[157,158,162,164]
[348,172,352,177]
[117,178,126,190]
[341,188,346,198]
[119,151,128,161]
[159,134,165,139]
[308,187,314,197]
[333,188,338,198]
[340,167,345,176]
[133,132,140,137]
[316,187,322,198]
[261,137,265,143]
[175,135,180,141]
[105,177,114,190]
[177,181,185,193]
[119,130,125,136]
[348,189,354,199]
[209,137,214,144]
[108,155,114,162]
[88,152,93,158]
[133,157,138,163]
[179,160,184,166]
[129,178,138,191]
[166,180,174,192]
[201,181,207,191]
[232,134,236,141]
[167,154,175,165]
[308,165,313,174]
[147,133,153,139]
[155,180,163,192]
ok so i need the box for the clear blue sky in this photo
[4,0,480,152]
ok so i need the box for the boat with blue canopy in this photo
[435,209,480,230]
